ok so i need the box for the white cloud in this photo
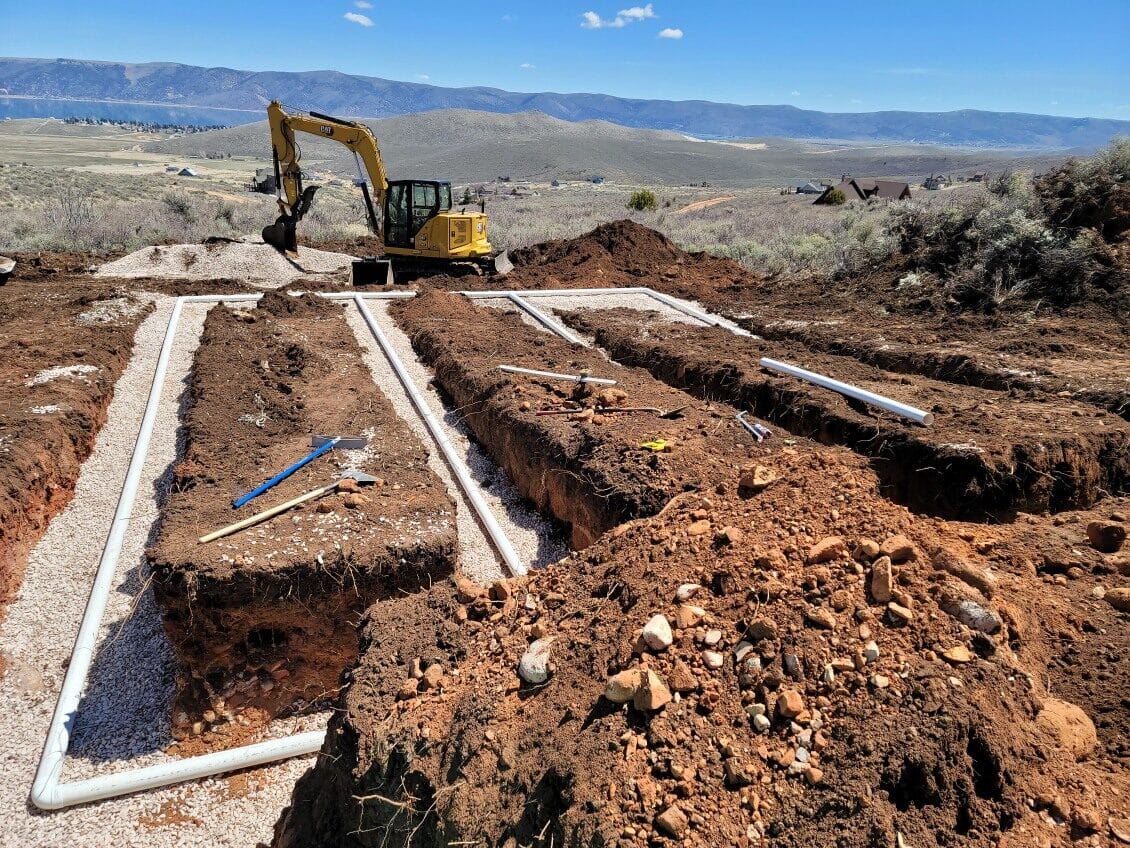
[354,0,372,7]
[581,4,655,29]
[790,90,800,97]
[619,4,655,20]
[344,12,373,26]
[520,62,536,69]
[501,13,514,21]
[658,27,682,39]
[416,73,430,81]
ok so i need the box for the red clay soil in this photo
[147,292,457,734]
[273,425,1130,847]
[0,265,152,639]
[393,290,741,548]
[561,307,1130,520]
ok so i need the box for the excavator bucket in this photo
[492,250,513,276]
[262,216,298,256]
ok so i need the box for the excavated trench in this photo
[148,293,458,734]
[561,308,1130,520]
[735,314,1130,421]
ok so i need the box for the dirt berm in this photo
[148,292,457,736]
[561,307,1130,520]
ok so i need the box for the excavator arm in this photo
[263,100,390,254]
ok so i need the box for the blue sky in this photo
[2,0,1128,119]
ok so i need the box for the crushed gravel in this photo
[0,297,322,847]
[473,290,746,343]
[341,299,568,582]
[95,239,354,286]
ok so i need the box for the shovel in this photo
[201,470,378,544]
[232,434,368,508]
[598,405,689,420]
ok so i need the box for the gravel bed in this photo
[0,297,323,847]
[472,291,746,344]
[341,300,568,581]
[95,240,354,286]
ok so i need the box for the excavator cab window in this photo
[384,180,452,248]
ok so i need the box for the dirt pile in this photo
[148,292,457,737]
[0,276,151,628]
[501,219,756,300]
[274,431,1130,846]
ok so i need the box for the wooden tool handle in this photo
[199,482,336,544]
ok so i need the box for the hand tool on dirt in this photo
[736,411,772,442]
[598,405,688,420]
[201,470,378,544]
[231,434,368,508]
[639,438,673,453]
[534,406,587,416]
[498,365,617,386]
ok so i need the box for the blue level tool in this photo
[232,434,367,508]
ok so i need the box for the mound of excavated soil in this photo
[95,240,354,285]
[495,219,755,300]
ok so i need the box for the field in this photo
[0,120,1126,847]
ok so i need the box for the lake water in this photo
[0,97,260,127]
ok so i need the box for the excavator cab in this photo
[383,180,452,248]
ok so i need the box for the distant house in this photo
[814,178,911,204]
[177,167,198,177]
[249,167,276,194]
[969,172,987,183]
[796,181,825,195]
[923,175,949,190]
[591,175,605,184]
[551,179,561,187]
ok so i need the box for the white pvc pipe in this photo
[507,294,587,346]
[32,296,328,810]
[352,296,528,577]
[498,365,616,385]
[461,287,651,298]
[759,357,935,426]
[644,289,753,337]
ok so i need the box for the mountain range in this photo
[3,57,1130,150]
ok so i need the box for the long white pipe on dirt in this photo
[506,294,587,346]
[31,296,329,810]
[352,296,528,577]
[498,365,616,385]
[759,357,935,426]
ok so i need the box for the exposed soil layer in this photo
[0,267,152,633]
[561,307,1130,520]
[393,290,739,548]
[147,292,457,732]
[735,311,1130,422]
[273,431,1130,847]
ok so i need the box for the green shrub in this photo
[824,188,847,205]
[627,189,658,212]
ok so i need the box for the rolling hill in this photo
[145,109,1066,186]
[4,57,1130,149]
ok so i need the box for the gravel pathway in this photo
[342,300,568,581]
[472,290,747,344]
[0,297,322,848]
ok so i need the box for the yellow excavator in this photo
[261,100,511,281]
